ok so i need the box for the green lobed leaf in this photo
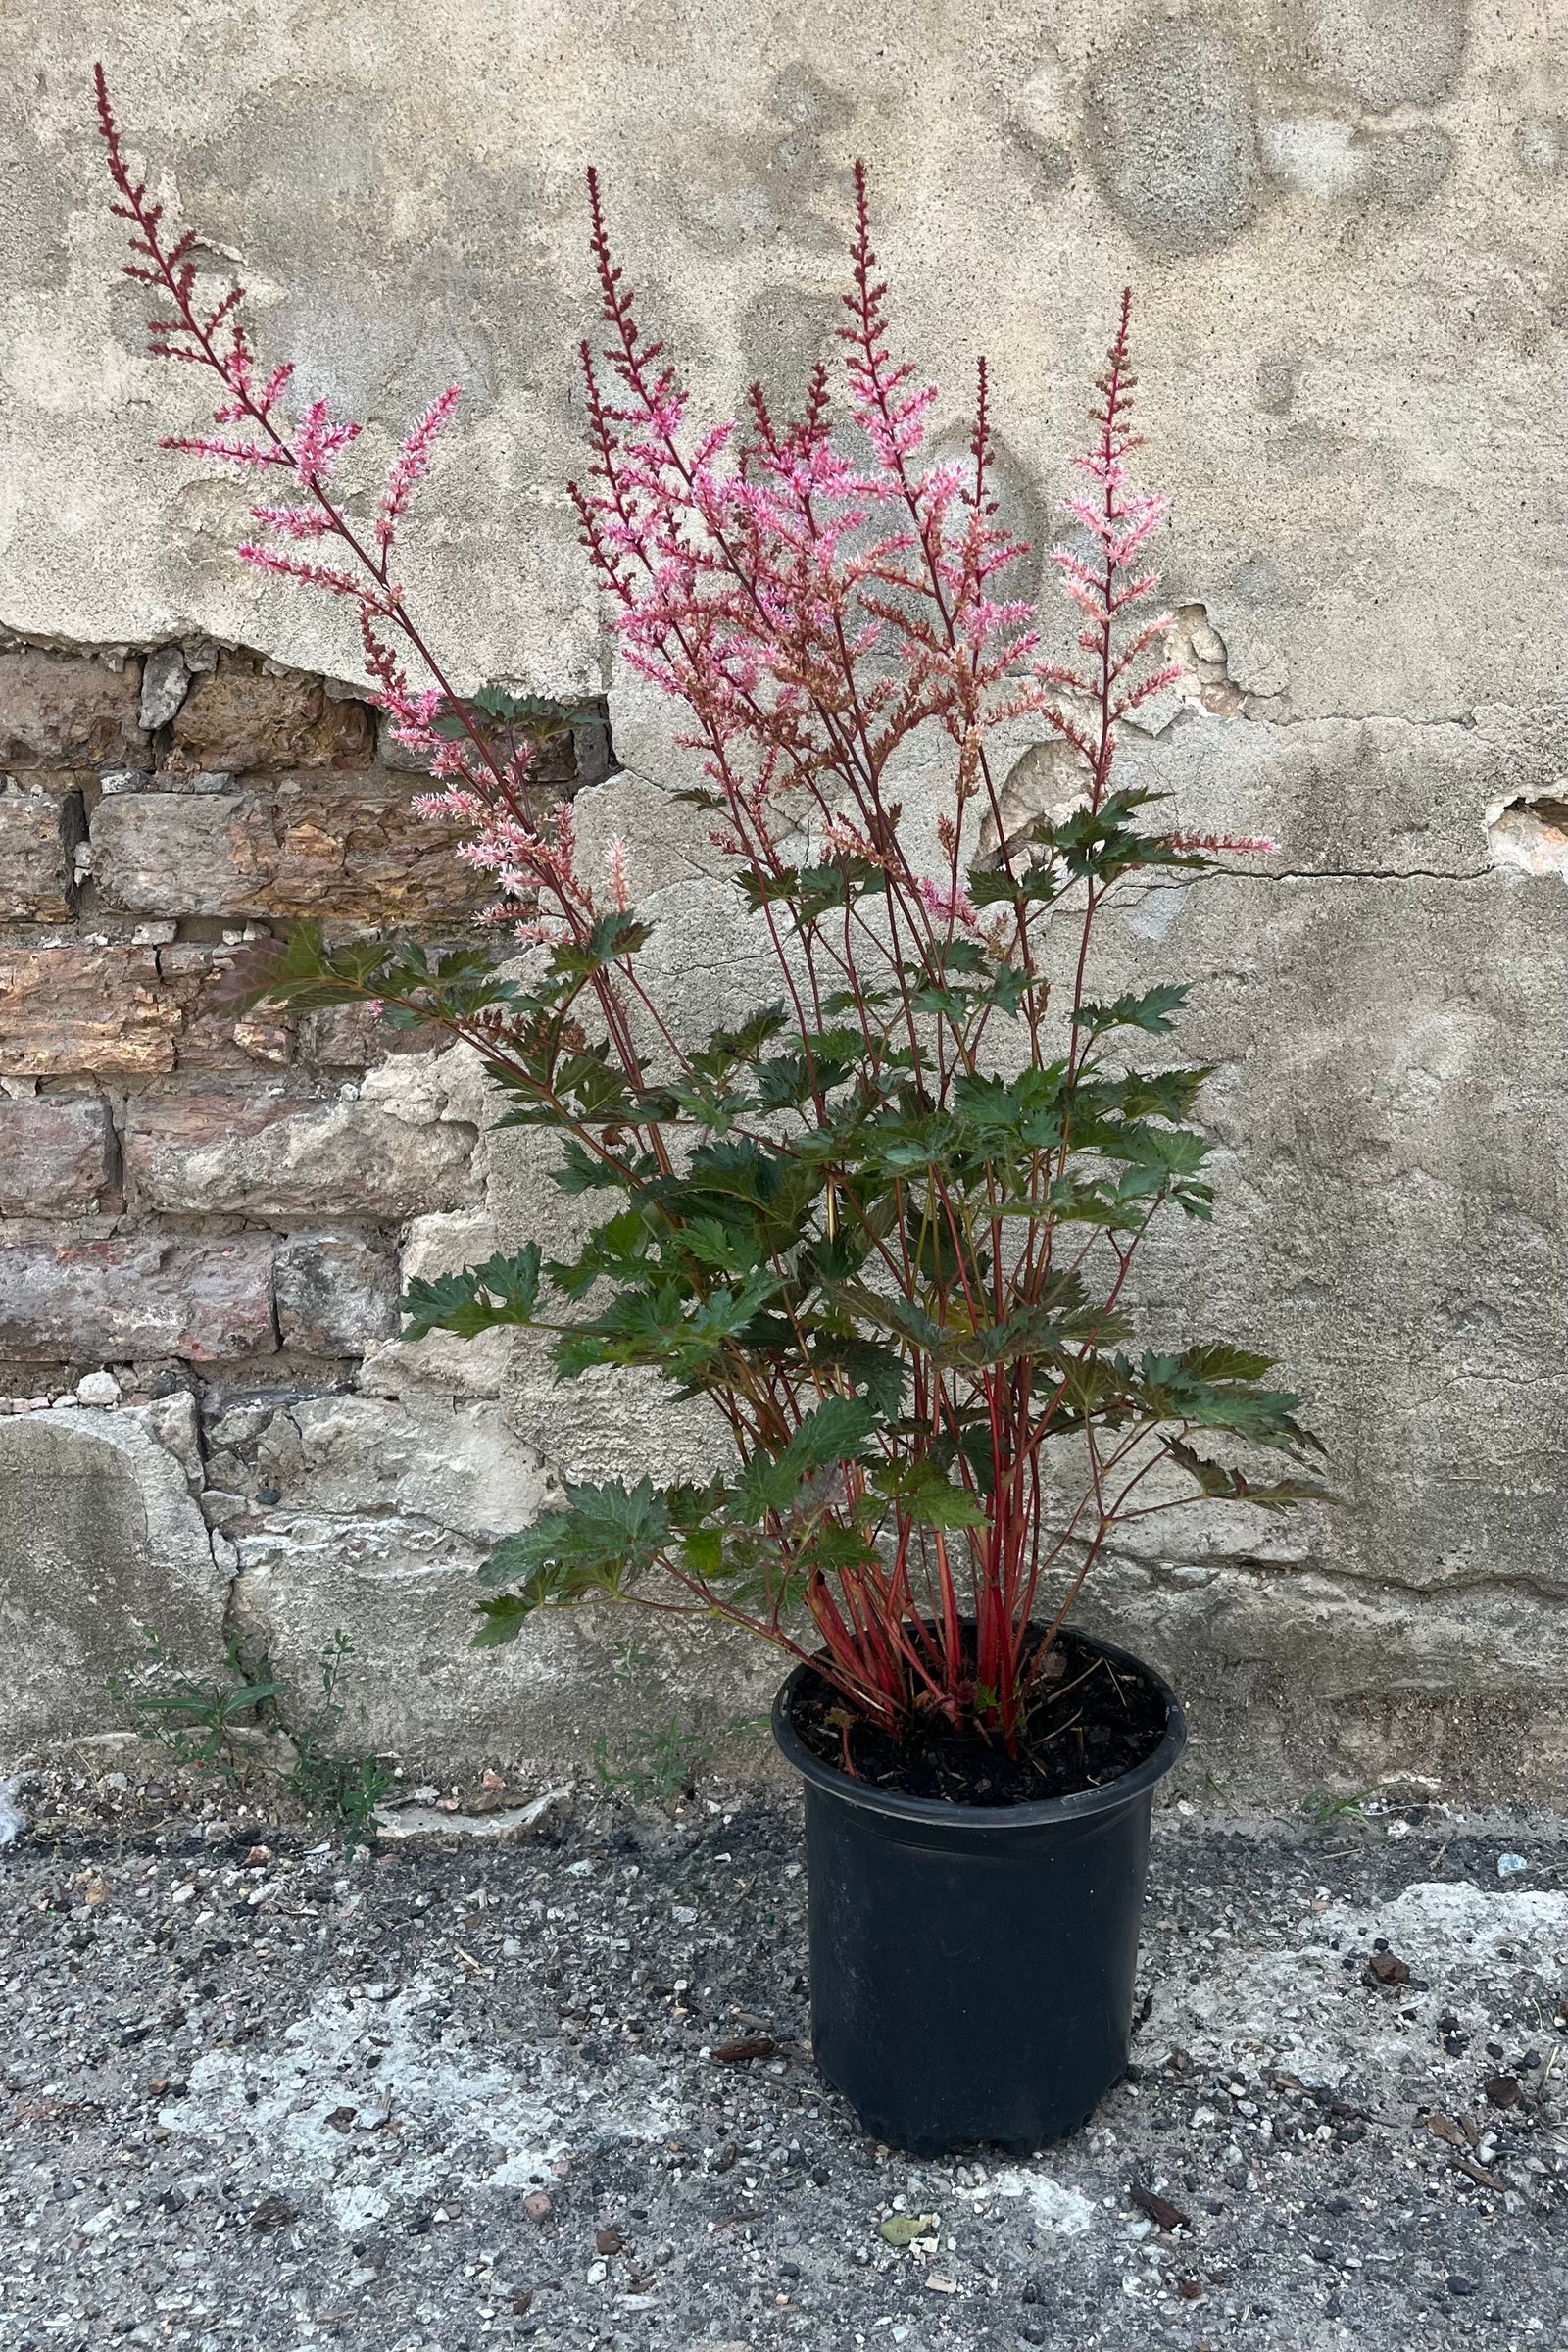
[872,1456,989,1530]
[476,1479,674,1631]
[730,1396,877,1523]
[1073,983,1191,1038]
[1131,1348,1326,1454]
[548,912,655,979]
[399,1246,543,1341]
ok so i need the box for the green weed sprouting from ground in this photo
[1302,1786,1377,1827]
[285,1633,395,1856]
[596,1642,713,1801]
[609,1640,660,1688]
[593,1721,714,1803]
[106,1631,287,1788]
[591,1708,780,1801]
[107,1627,390,1854]
[594,1641,775,1799]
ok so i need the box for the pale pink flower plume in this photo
[916,875,979,929]
[96,66,1266,988]
[606,837,633,911]
[1167,831,1278,857]
[377,388,462,550]
[292,396,361,490]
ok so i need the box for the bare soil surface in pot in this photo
[787,1628,1169,1805]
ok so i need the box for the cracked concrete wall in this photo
[1,0,1564,1799]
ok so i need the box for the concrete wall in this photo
[1,0,1563,1799]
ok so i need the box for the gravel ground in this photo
[1,1771,1565,2352]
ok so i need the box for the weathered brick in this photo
[122,1089,476,1220]
[0,945,184,1076]
[0,1236,275,1360]
[100,765,234,796]
[0,647,146,770]
[376,706,587,783]
[297,1000,440,1069]
[166,654,372,773]
[0,785,81,920]
[90,774,486,920]
[360,1208,511,1397]
[0,941,298,1079]
[0,1095,115,1214]
[146,943,291,1073]
[139,644,191,733]
[120,1089,295,1198]
[275,1232,399,1353]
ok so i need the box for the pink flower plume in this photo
[292,397,361,490]
[377,387,462,549]
[916,876,979,929]
[1166,830,1278,857]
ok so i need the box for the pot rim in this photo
[771,1627,1187,1830]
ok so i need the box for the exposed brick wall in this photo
[0,633,594,1404]
[0,634,600,1768]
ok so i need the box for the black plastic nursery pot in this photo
[771,1632,1187,2156]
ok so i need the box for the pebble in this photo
[75,1370,122,1407]
[1497,1853,1530,1879]
[0,1784,24,1850]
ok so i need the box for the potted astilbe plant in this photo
[96,73,1326,2152]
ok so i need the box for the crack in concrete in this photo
[1125,1546,1568,1611]
[1265,710,1487,730]
[1206,864,1495,885]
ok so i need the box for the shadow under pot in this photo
[771,1628,1187,2156]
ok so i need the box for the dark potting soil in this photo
[787,1629,1169,1805]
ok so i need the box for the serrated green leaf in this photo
[472,1594,532,1647]
[681,1526,725,1577]
[400,1246,543,1342]
[808,1335,906,1419]
[549,912,655,979]
[1166,1437,1335,1510]
[478,1480,673,1622]
[551,1137,640,1195]
[1073,983,1190,1037]
[872,1457,988,1529]
[1170,1342,1276,1384]
[731,1396,876,1523]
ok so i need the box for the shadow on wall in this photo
[1013,0,1468,251]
